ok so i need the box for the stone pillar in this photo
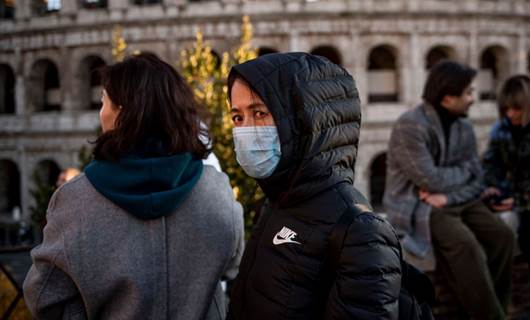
[221,0,241,5]
[409,32,422,106]
[354,143,370,199]
[407,0,419,12]
[467,29,480,102]
[164,0,186,16]
[15,0,31,20]
[164,0,188,7]
[14,48,25,115]
[400,43,412,106]
[60,46,74,112]
[18,144,30,223]
[289,30,301,52]
[468,29,479,69]
[109,0,128,19]
[109,0,129,9]
[70,50,83,111]
[60,0,78,16]
[351,32,368,109]
[517,30,527,74]
[284,0,303,12]
[168,41,179,65]
[15,76,25,115]
[352,32,370,198]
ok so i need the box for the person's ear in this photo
[440,95,454,108]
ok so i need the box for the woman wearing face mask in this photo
[226,53,401,319]
[23,53,244,320]
[483,74,530,271]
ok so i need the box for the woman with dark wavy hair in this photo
[24,53,244,320]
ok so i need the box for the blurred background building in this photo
[0,0,529,230]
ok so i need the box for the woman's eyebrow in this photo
[230,103,267,113]
[248,103,267,110]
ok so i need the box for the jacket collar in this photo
[422,103,447,160]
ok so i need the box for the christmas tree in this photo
[179,16,263,234]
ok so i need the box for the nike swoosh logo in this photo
[273,235,301,245]
[272,226,301,245]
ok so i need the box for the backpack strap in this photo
[318,205,364,316]
[325,205,366,271]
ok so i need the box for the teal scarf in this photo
[85,153,203,219]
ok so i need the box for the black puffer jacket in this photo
[228,53,401,320]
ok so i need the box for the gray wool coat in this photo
[23,165,244,320]
[383,103,483,270]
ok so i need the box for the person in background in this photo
[23,53,244,320]
[55,167,81,187]
[383,60,514,320]
[226,52,401,320]
[483,74,530,271]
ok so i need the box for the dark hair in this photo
[94,53,210,160]
[498,74,530,126]
[227,70,240,102]
[227,69,257,103]
[227,70,268,119]
[422,60,477,106]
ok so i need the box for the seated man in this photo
[383,60,514,320]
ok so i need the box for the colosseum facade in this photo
[1,0,529,226]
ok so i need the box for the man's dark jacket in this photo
[227,53,401,320]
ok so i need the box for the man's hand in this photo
[490,197,514,212]
[419,189,448,208]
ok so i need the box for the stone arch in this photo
[131,0,162,5]
[80,0,107,9]
[258,47,279,57]
[0,64,16,114]
[479,45,510,101]
[310,45,342,65]
[0,0,15,19]
[369,152,387,212]
[28,58,61,112]
[34,159,61,188]
[77,55,107,110]
[425,45,458,69]
[0,159,21,216]
[367,45,399,103]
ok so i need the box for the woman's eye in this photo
[255,111,268,118]
[232,115,242,123]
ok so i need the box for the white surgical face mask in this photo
[232,126,281,179]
